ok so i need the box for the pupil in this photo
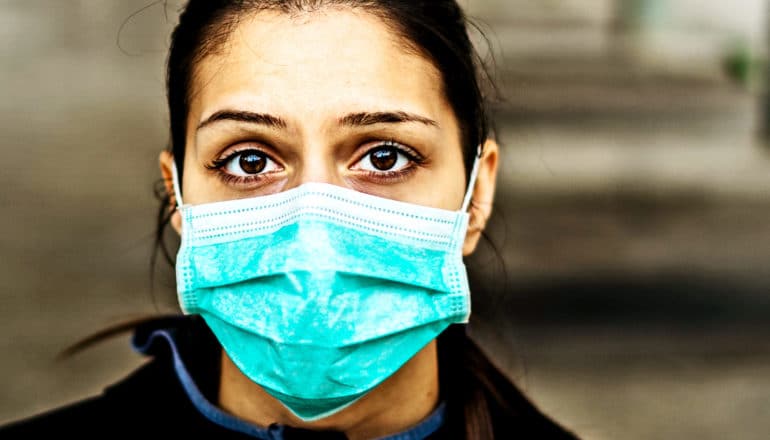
[239,152,266,174]
[370,148,398,171]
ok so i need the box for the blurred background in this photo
[1,1,768,438]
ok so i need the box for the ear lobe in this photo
[462,138,498,256]
[169,209,182,235]
[159,151,183,235]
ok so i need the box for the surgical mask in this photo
[172,150,480,421]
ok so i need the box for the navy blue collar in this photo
[133,325,445,440]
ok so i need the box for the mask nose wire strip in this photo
[461,145,483,213]
[171,162,184,208]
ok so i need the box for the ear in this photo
[159,151,182,235]
[462,138,499,256]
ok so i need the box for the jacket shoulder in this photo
[0,356,199,437]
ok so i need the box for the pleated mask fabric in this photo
[173,154,479,421]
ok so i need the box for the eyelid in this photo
[208,143,282,169]
[351,140,423,166]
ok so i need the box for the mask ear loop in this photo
[460,145,483,212]
[171,162,184,208]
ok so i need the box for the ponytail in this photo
[438,325,579,439]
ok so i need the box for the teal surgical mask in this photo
[172,151,480,421]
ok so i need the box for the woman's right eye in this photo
[219,149,280,176]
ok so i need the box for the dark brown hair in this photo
[155,1,579,438]
[165,0,488,180]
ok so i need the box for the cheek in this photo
[435,168,468,210]
[180,157,218,205]
[410,157,467,211]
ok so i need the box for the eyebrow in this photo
[197,109,438,131]
[339,111,438,127]
[197,110,288,130]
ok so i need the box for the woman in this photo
[2,1,579,438]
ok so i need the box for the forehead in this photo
[189,8,448,123]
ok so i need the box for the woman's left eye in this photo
[353,144,413,173]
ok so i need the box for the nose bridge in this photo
[288,140,344,188]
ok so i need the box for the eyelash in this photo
[205,147,278,186]
[354,140,425,181]
[205,140,425,186]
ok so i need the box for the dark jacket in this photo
[0,317,580,439]
[0,317,452,439]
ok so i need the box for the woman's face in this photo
[162,8,497,254]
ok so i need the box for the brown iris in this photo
[369,147,398,171]
[239,152,267,174]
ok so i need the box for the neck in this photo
[218,341,440,440]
